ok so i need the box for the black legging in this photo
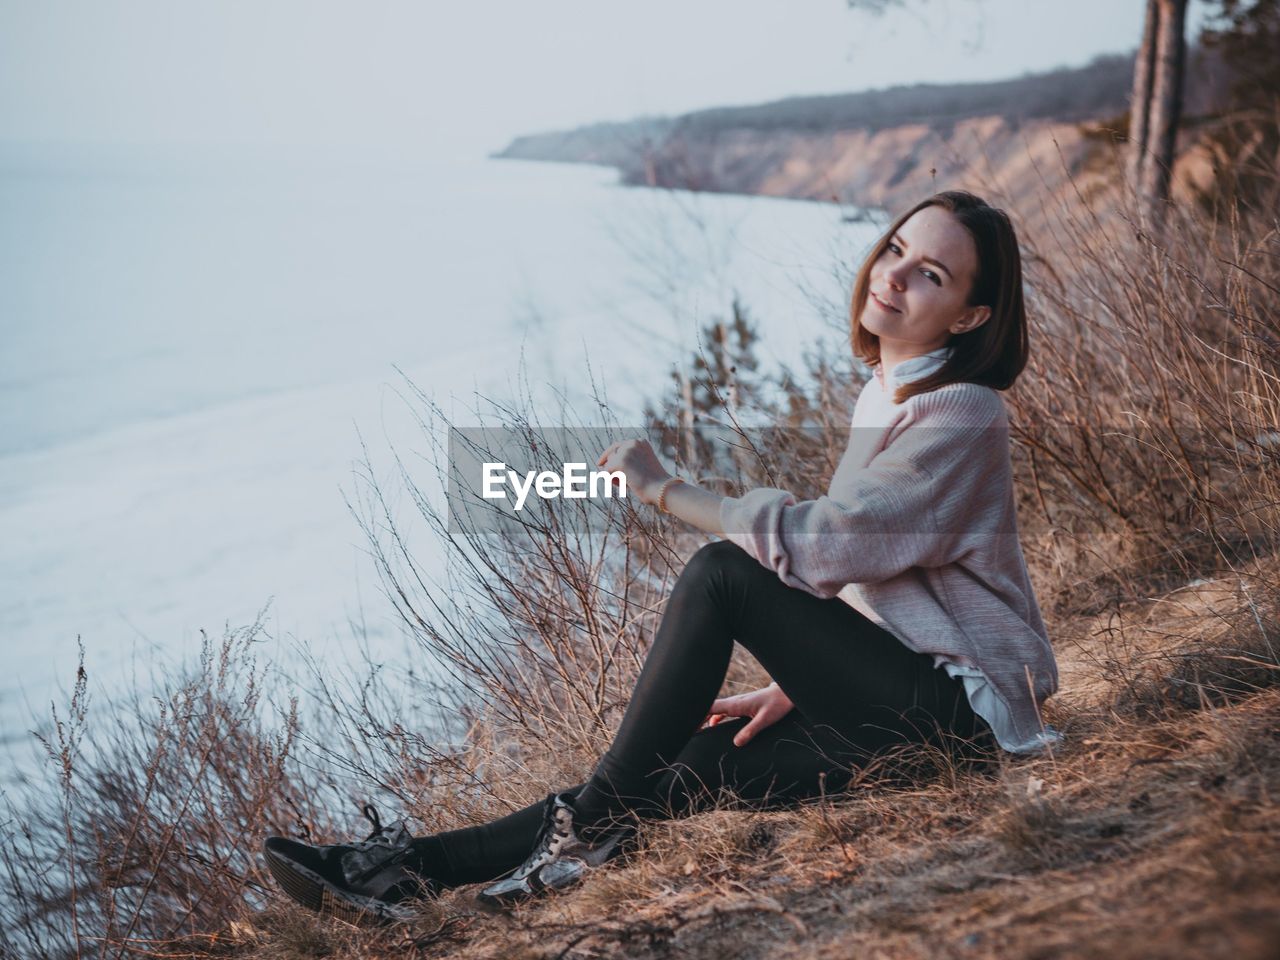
[408,539,996,886]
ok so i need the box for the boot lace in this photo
[340,803,416,886]
[350,803,397,852]
[350,804,413,864]
[510,793,574,881]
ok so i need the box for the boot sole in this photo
[263,843,417,926]
[474,869,561,912]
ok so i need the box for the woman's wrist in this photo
[643,475,725,536]
[654,475,685,512]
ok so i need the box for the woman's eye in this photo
[921,269,942,286]
[887,241,902,255]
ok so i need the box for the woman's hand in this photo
[704,682,795,747]
[596,439,671,505]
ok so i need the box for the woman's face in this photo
[859,205,988,350]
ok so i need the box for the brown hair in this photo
[849,190,1029,404]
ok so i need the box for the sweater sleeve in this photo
[718,387,1011,598]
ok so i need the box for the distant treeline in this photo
[671,54,1136,136]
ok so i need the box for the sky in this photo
[1,0,1212,157]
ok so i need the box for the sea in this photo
[0,140,879,782]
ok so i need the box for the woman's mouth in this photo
[870,291,902,314]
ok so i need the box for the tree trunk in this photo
[1139,0,1189,218]
[1128,0,1159,188]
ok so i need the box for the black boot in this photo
[477,791,636,909]
[263,804,439,925]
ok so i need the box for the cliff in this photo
[494,51,1229,231]
[613,115,1103,214]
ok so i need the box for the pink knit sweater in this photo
[718,347,1061,754]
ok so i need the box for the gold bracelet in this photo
[656,476,685,513]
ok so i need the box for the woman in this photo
[263,190,1062,923]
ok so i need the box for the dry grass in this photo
[2,138,1278,960]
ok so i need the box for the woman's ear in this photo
[952,304,991,335]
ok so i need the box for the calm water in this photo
[0,141,874,773]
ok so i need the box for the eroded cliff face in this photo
[500,113,1213,243]
[619,116,1097,217]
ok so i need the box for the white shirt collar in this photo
[875,345,955,392]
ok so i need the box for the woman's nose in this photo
[884,262,908,290]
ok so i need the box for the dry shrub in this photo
[0,618,341,960]
[1000,169,1279,620]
